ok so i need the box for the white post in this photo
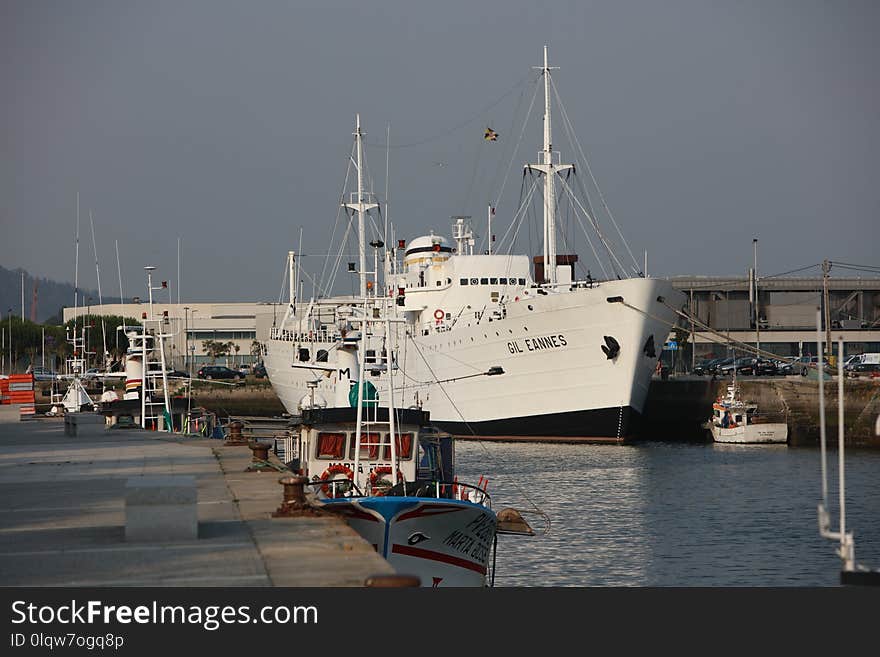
[818,309,828,510]
[837,335,852,570]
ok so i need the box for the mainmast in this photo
[527,45,572,286]
[343,114,378,298]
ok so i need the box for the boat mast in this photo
[343,115,378,299]
[527,46,572,286]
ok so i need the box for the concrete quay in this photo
[0,409,393,587]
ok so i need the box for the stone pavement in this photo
[0,412,393,586]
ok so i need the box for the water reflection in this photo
[453,441,880,586]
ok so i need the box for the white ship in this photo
[264,47,683,442]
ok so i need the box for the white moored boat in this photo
[264,47,683,442]
[709,382,788,444]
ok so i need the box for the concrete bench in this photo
[64,413,107,436]
[125,475,198,542]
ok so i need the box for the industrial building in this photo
[63,301,287,370]
[669,276,880,368]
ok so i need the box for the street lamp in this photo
[753,238,760,354]
[183,306,189,372]
[189,309,198,375]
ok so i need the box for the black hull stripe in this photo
[434,406,639,443]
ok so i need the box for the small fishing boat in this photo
[708,382,788,444]
[294,406,521,587]
[287,287,533,586]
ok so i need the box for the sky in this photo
[2,0,878,303]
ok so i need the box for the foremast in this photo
[342,114,378,299]
[526,45,573,286]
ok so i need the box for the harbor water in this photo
[454,441,880,586]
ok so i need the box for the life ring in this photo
[434,309,445,322]
[320,464,354,496]
[369,466,402,494]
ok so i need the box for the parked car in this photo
[752,358,779,376]
[693,358,723,376]
[848,362,880,377]
[779,356,811,376]
[253,362,267,379]
[238,364,252,376]
[196,365,242,381]
[779,356,829,376]
[842,354,862,371]
[706,357,734,375]
[165,369,190,379]
[718,357,755,376]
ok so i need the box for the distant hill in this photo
[0,265,126,324]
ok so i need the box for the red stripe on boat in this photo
[396,504,465,522]
[391,544,486,574]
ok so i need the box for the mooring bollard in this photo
[272,474,324,517]
[245,440,274,472]
[224,420,247,446]
[364,574,421,588]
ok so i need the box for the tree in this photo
[202,339,233,364]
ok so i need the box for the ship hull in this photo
[265,277,681,442]
[321,497,496,587]
[435,405,638,443]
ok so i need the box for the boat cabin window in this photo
[480,278,489,285]
[383,433,414,460]
[518,278,526,285]
[499,277,508,284]
[490,277,498,285]
[316,349,328,362]
[315,432,346,459]
[417,441,443,480]
[350,432,382,459]
[460,278,468,286]
[298,348,310,362]
[735,415,743,424]
[470,278,478,285]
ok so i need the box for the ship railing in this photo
[305,478,491,506]
[269,327,339,343]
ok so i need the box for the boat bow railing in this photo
[306,479,491,506]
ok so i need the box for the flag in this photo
[484,127,498,141]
